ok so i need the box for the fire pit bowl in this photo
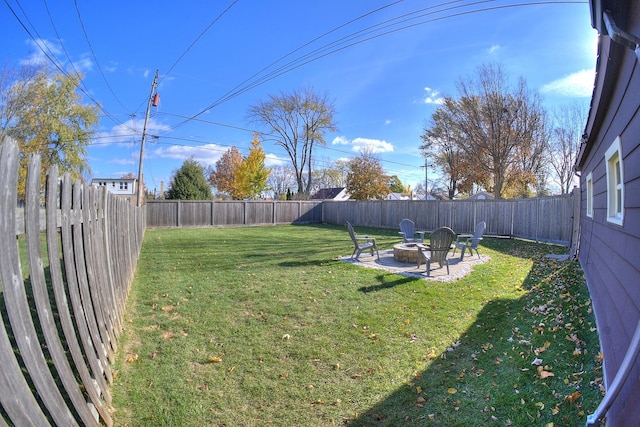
[393,243,423,264]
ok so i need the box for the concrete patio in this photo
[339,249,491,282]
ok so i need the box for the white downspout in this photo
[586,319,640,426]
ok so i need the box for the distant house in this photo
[91,176,138,204]
[310,187,349,200]
[576,1,640,425]
[467,191,494,200]
[386,192,413,200]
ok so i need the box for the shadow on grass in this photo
[346,256,602,427]
[359,274,418,293]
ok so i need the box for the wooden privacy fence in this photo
[0,138,145,426]
[146,199,323,227]
[147,191,579,248]
[323,191,579,247]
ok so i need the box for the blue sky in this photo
[2,0,597,195]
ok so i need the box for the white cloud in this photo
[422,87,444,105]
[331,136,350,145]
[151,143,223,165]
[352,137,394,154]
[20,39,62,66]
[72,57,94,73]
[331,136,394,154]
[488,44,500,54]
[265,153,288,167]
[384,119,391,125]
[541,69,595,97]
[97,117,172,145]
[109,157,136,166]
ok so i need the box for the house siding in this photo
[578,1,640,424]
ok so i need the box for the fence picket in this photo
[62,173,113,399]
[46,166,113,426]
[0,139,52,426]
[26,155,100,426]
[0,144,79,425]
[0,137,144,425]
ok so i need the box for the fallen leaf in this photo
[564,391,581,404]
[537,366,554,379]
[531,358,543,366]
[208,356,222,363]
[447,388,457,394]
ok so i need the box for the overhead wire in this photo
[41,0,132,132]
[72,0,129,111]
[4,0,129,129]
[131,0,240,114]
[169,0,584,131]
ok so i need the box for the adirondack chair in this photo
[346,222,379,261]
[416,226,455,277]
[398,218,425,243]
[452,221,486,260]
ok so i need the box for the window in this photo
[605,137,624,225]
[586,172,593,218]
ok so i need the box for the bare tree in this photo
[248,86,337,195]
[420,106,467,199]
[311,158,349,193]
[267,165,298,199]
[549,103,586,194]
[424,63,547,199]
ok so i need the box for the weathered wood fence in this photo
[323,192,579,247]
[0,138,145,426]
[146,199,323,227]
[147,191,579,247]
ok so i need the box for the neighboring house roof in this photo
[386,192,412,200]
[310,187,349,200]
[467,191,494,200]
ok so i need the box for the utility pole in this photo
[137,69,159,206]
[421,158,429,200]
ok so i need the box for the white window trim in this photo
[586,172,593,218]
[605,137,624,225]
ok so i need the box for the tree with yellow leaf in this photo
[0,64,98,200]
[232,134,270,199]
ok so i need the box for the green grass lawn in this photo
[111,224,603,426]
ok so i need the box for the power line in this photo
[160,0,239,87]
[4,0,129,129]
[169,0,586,130]
[72,0,129,111]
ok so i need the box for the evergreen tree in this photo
[166,158,212,200]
